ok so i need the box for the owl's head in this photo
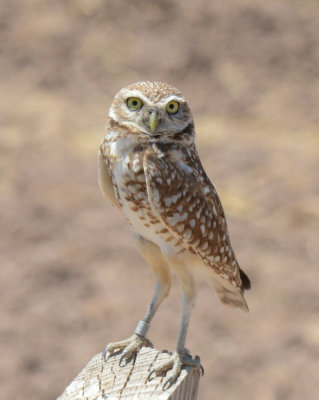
[109,81,194,141]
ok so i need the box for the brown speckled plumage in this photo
[100,82,250,384]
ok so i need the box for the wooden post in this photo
[57,347,201,400]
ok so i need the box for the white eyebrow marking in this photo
[119,89,152,105]
[156,95,185,106]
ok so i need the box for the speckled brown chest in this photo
[100,128,185,253]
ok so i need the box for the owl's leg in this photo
[148,257,202,388]
[104,233,171,365]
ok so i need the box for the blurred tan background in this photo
[1,1,319,399]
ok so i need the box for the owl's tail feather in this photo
[213,280,249,312]
[239,268,251,290]
[196,260,250,312]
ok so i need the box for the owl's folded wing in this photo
[98,150,121,210]
[143,148,246,293]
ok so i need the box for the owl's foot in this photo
[104,334,153,365]
[148,348,203,389]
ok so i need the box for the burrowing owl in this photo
[99,81,250,387]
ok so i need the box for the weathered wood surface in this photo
[57,347,201,400]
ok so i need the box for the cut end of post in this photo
[57,347,201,400]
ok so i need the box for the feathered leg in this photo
[148,256,203,388]
[105,233,171,363]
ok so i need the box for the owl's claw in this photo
[195,355,205,376]
[103,346,110,361]
[163,375,175,390]
[119,350,134,367]
[104,334,153,365]
[147,368,157,382]
[148,348,202,389]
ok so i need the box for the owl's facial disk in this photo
[110,89,193,137]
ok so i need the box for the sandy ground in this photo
[1,1,319,399]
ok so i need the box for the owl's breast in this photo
[104,137,156,240]
[103,133,184,251]
[111,156,178,253]
[113,153,148,210]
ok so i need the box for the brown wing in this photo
[143,145,246,291]
[98,150,121,210]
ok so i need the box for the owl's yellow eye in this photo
[166,100,179,115]
[127,97,143,111]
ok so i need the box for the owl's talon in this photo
[104,333,153,366]
[194,355,204,375]
[147,368,156,381]
[150,349,202,389]
[119,352,126,366]
[103,347,109,361]
[163,376,174,391]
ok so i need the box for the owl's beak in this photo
[149,111,159,132]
